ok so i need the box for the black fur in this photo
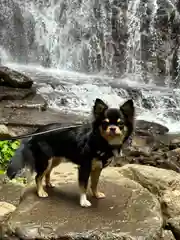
[6,98,135,207]
[6,123,64,179]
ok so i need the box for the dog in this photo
[6,98,135,207]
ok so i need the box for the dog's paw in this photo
[93,191,106,199]
[80,199,92,207]
[46,182,55,188]
[80,194,92,207]
[37,189,48,198]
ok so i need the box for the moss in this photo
[0,140,20,171]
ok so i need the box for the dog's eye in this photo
[117,119,123,125]
[117,119,124,129]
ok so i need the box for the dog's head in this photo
[93,98,134,146]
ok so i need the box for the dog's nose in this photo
[109,127,116,133]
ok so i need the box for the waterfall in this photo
[0,0,180,132]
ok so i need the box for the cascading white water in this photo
[1,0,180,132]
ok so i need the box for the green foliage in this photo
[0,140,20,171]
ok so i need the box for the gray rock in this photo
[0,66,33,88]
[4,108,84,127]
[4,177,163,239]
[135,120,169,135]
[0,94,47,111]
[0,86,34,100]
[118,164,180,219]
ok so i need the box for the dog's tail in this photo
[6,139,35,180]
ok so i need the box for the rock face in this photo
[0,66,33,88]
[0,66,84,134]
[1,0,180,79]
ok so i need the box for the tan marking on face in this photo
[117,118,121,123]
[104,118,109,123]
[100,125,128,146]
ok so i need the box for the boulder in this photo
[117,164,180,220]
[0,66,33,88]
[0,86,34,100]
[4,108,84,128]
[135,120,169,135]
[3,164,163,239]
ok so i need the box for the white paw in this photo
[37,189,48,198]
[80,194,92,207]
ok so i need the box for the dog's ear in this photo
[93,98,108,119]
[120,99,134,123]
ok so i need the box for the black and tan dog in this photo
[6,98,134,207]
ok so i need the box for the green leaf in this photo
[0,140,20,170]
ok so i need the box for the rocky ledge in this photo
[0,66,84,136]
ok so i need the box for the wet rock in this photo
[135,120,169,135]
[0,86,34,100]
[0,66,33,88]
[4,108,84,127]
[3,165,163,239]
[0,94,47,111]
[169,137,180,150]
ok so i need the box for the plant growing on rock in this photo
[0,140,20,171]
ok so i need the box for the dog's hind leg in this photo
[45,157,62,188]
[36,159,52,198]
[90,159,105,199]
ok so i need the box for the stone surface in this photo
[0,124,15,137]
[0,107,84,128]
[114,133,180,173]
[135,120,169,135]
[161,230,176,240]
[0,66,33,88]
[0,202,16,219]
[117,164,180,220]
[0,175,23,207]
[0,86,34,101]
[3,164,163,239]
[6,108,84,127]
[167,216,180,239]
[0,94,47,111]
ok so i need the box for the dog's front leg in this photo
[91,160,105,199]
[78,164,91,207]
